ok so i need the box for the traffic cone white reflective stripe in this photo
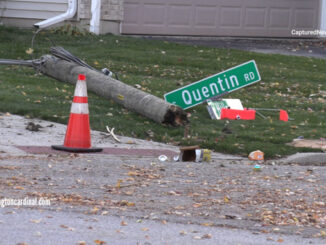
[51,74,102,153]
[71,74,89,114]
[70,102,89,114]
[73,76,88,97]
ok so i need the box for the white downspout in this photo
[90,0,101,35]
[34,0,77,29]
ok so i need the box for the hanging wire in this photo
[50,46,96,70]
[0,59,41,66]
[1,28,119,80]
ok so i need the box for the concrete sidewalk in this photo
[0,113,243,162]
[1,113,324,165]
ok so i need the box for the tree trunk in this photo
[38,55,188,126]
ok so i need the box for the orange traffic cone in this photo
[279,109,289,122]
[52,74,102,153]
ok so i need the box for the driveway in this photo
[145,36,326,60]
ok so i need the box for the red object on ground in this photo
[52,74,102,152]
[221,108,256,120]
[279,109,289,121]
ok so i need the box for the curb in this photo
[280,152,326,166]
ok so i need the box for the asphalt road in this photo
[0,153,326,244]
[1,207,324,245]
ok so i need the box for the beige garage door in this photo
[122,0,320,37]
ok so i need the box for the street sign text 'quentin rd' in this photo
[164,60,261,109]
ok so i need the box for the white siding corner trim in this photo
[321,0,326,35]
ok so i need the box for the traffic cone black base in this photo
[51,145,102,153]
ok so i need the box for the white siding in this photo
[0,0,68,20]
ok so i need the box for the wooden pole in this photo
[38,55,188,126]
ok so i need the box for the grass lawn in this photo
[0,26,325,158]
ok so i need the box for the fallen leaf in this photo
[60,224,75,231]
[14,186,25,190]
[201,222,213,227]
[94,240,107,245]
[141,227,149,231]
[30,219,41,224]
[120,220,128,226]
[101,211,109,215]
[192,203,203,208]
[91,206,99,214]
[128,171,139,176]
[174,205,185,210]
[119,200,135,207]
[123,190,134,196]
[224,196,230,203]
[202,234,212,239]
[225,215,236,219]
[116,179,123,188]
[167,191,180,196]
[320,230,326,237]
[25,48,34,54]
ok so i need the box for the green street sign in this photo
[164,60,261,109]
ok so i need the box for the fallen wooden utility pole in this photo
[38,55,188,126]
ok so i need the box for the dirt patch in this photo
[25,122,42,132]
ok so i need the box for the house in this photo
[0,0,325,37]
[0,0,124,34]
